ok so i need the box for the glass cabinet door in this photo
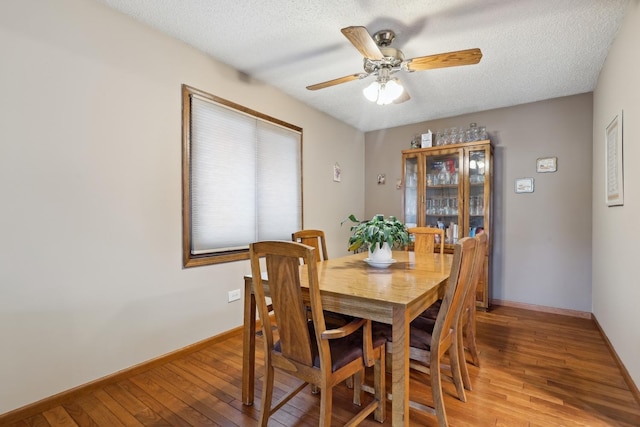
[424,151,462,244]
[467,148,487,236]
[401,140,492,310]
[403,155,419,228]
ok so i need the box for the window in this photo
[182,85,302,267]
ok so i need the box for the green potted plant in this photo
[342,214,410,263]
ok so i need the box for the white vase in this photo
[368,242,392,262]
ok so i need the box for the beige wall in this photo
[592,0,640,387]
[0,0,364,413]
[365,93,594,312]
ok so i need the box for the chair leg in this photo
[319,382,333,427]
[374,347,386,422]
[449,335,467,403]
[458,319,472,392]
[346,375,354,389]
[307,307,321,397]
[353,369,363,406]
[259,364,275,427]
[465,306,480,367]
[430,353,449,427]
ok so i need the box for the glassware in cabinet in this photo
[424,153,462,245]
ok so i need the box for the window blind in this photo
[189,95,301,256]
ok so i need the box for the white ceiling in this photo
[97,0,628,132]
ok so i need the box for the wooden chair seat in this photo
[419,300,442,320]
[372,317,435,352]
[276,321,387,372]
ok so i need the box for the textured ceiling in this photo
[97,0,628,132]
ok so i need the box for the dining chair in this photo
[249,241,386,426]
[420,232,487,391]
[292,229,329,262]
[407,226,445,255]
[292,229,354,392]
[372,236,478,427]
[458,232,487,377]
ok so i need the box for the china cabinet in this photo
[402,139,493,309]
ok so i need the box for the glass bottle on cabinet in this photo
[402,140,493,309]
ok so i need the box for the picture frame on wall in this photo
[605,110,623,207]
[536,157,557,173]
[515,177,534,193]
[333,162,341,182]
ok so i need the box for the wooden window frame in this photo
[181,85,303,267]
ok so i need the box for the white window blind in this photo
[256,121,301,241]
[186,91,302,260]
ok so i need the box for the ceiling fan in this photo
[306,26,482,105]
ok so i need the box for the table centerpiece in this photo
[342,214,410,267]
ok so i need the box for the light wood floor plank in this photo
[41,407,79,427]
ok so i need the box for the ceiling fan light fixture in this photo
[382,78,404,103]
[363,81,380,102]
[363,78,404,105]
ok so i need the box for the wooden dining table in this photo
[242,250,453,427]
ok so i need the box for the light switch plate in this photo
[228,289,241,302]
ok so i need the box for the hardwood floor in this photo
[5,305,640,426]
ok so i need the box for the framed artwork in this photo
[515,177,534,193]
[605,110,623,206]
[536,157,557,173]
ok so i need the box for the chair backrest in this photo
[431,236,477,351]
[465,232,488,307]
[249,241,328,368]
[292,229,329,263]
[408,227,445,255]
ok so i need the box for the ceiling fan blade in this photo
[341,26,384,60]
[406,48,482,71]
[306,73,365,91]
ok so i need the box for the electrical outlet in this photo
[228,289,241,302]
